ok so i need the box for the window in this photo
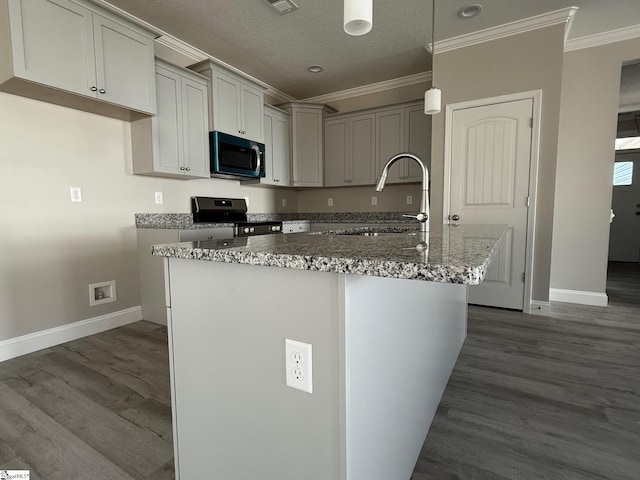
[613,161,633,186]
[615,136,640,151]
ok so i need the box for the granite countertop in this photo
[151,224,507,285]
[135,212,416,229]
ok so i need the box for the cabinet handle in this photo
[99,89,106,94]
[90,86,97,92]
[207,236,213,239]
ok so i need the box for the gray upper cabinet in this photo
[190,60,265,143]
[279,103,336,188]
[262,105,291,186]
[0,0,156,117]
[325,113,376,187]
[376,103,431,184]
[131,60,209,179]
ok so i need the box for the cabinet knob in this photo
[90,86,97,92]
[180,166,185,170]
[99,88,106,94]
[186,167,190,171]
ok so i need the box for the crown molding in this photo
[565,24,640,52]
[301,71,432,104]
[426,7,578,54]
[95,0,295,103]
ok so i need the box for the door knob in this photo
[450,214,460,221]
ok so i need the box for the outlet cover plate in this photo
[285,339,313,394]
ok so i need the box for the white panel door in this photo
[609,155,640,262]
[449,99,533,310]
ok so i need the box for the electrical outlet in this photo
[371,196,377,206]
[406,195,413,205]
[282,198,287,207]
[155,192,163,204]
[285,339,313,394]
[328,197,334,207]
[70,187,82,203]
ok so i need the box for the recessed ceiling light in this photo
[458,4,482,18]
[307,65,324,73]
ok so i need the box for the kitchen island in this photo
[153,224,506,480]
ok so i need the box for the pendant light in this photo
[424,0,441,115]
[344,0,373,36]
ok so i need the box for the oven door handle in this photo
[252,145,262,176]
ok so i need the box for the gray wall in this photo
[0,92,297,341]
[430,24,566,303]
[551,36,640,296]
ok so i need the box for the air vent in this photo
[264,0,299,15]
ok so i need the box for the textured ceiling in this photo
[102,0,640,99]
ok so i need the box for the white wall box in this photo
[190,60,265,143]
[279,102,337,187]
[262,105,291,186]
[137,227,234,325]
[0,0,157,120]
[131,59,210,179]
[324,113,376,187]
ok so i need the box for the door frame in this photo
[443,90,543,314]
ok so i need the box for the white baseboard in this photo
[0,306,143,363]
[528,300,551,316]
[549,288,608,307]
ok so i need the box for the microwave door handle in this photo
[252,145,261,176]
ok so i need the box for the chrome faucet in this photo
[376,153,430,233]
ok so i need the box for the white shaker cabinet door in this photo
[405,105,431,182]
[212,70,242,136]
[153,66,183,176]
[8,0,96,97]
[376,108,406,183]
[324,118,349,187]
[241,82,265,142]
[181,76,210,178]
[263,107,291,186]
[349,113,376,186]
[93,14,156,114]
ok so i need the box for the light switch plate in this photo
[328,197,334,207]
[155,192,163,204]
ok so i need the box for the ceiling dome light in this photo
[307,65,324,73]
[344,0,373,36]
[458,4,482,18]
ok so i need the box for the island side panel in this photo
[344,275,467,480]
[166,258,343,480]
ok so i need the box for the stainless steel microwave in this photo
[210,131,265,179]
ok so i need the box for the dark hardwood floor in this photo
[0,262,638,479]
[412,261,640,480]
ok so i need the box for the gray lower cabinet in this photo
[131,60,210,179]
[137,227,233,325]
[0,0,157,117]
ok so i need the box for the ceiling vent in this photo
[264,0,299,15]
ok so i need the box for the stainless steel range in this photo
[191,196,282,237]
